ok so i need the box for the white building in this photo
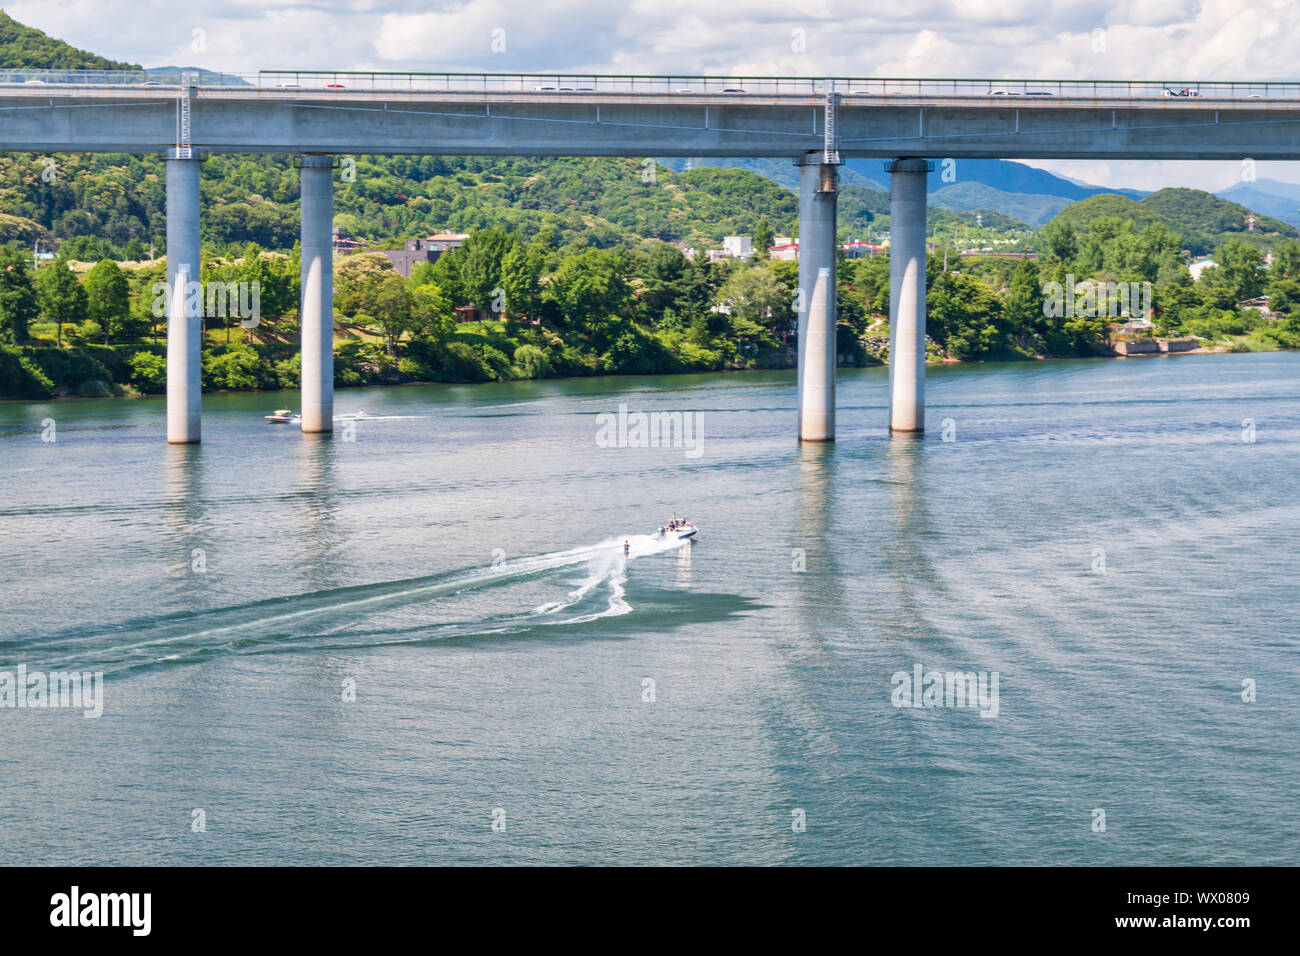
[722,235,753,259]
[1188,258,1217,281]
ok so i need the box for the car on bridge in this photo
[1163,87,1201,96]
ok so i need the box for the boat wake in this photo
[2,533,694,676]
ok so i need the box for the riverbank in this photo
[2,334,1288,402]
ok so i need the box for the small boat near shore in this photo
[265,409,301,424]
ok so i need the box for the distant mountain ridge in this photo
[144,66,253,85]
[1216,178,1300,230]
[661,157,1149,227]
[926,182,1073,227]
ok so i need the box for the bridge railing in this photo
[0,69,1298,100]
[0,68,257,88]
[250,73,1300,98]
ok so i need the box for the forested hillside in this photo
[0,11,138,70]
[1043,189,1294,255]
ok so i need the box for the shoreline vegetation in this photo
[4,218,1300,402]
[3,228,1298,401]
[0,337,1245,405]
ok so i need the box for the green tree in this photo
[83,258,131,344]
[637,242,706,323]
[716,265,788,340]
[513,343,552,379]
[499,241,544,320]
[1039,218,1078,262]
[1271,239,1300,280]
[544,248,632,329]
[451,228,520,314]
[0,246,38,344]
[852,254,891,314]
[35,256,87,347]
[927,272,1008,360]
[752,217,775,259]
[1005,258,1044,351]
[334,252,398,318]
[370,276,419,355]
[127,351,167,393]
[369,276,452,353]
[1203,238,1264,301]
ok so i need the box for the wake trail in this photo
[4,533,692,673]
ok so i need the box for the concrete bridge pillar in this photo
[165,149,202,444]
[796,153,839,442]
[887,158,930,434]
[298,155,335,434]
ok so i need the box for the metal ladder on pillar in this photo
[175,71,195,159]
[823,86,841,166]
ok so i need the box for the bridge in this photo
[5,70,1297,440]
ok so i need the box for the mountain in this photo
[1142,187,1291,236]
[928,182,1072,226]
[1048,193,1170,231]
[0,11,138,70]
[657,157,884,191]
[912,158,1146,201]
[661,156,1139,229]
[1045,188,1295,255]
[1216,179,1300,229]
[144,66,253,85]
[670,156,1131,203]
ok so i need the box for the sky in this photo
[11,0,1300,192]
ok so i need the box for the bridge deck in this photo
[1,71,1298,159]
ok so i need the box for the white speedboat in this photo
[265,409,301,424]
[655,520,699,541]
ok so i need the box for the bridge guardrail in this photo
[0,69,1297,99]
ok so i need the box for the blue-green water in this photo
[1,353,1297,865]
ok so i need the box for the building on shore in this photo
[366,232,471,278]
[705,235,755,261]
[1237,295,1286,321]
[841,240,884,259]
[722,235,753,259]
[331,228,367,253]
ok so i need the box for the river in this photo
[1,352,1297,864]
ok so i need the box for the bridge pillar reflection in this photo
[165,149,202,444]
[887,158,931,434]
[298,155,335,434]
[796,153,838,442]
